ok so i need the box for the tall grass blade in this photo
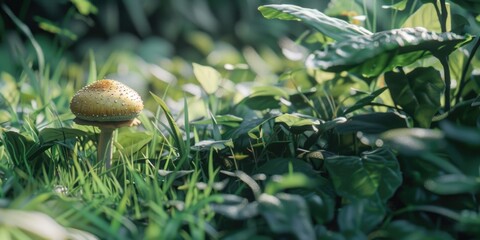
[2,4,45,73]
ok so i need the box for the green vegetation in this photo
[1,0,480,239]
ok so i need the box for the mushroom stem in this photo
[98,127,115,169]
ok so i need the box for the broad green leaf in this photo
[338,199,386,233]
[275,113,320,128]
[382,220,455,240]
[335,113,406,134]
[306,27,472,77]
[259,4,372,42]
[385,67,444,128]
[114,132,153,158]
[380,128,463,174]
[210,194,259,220]
[259,193,316,240]
[317,117,348,133]
[440,121,480,145]
[458,210,480,235]
[264,173,320,195]
[402,1,451,32]
[425,174,480,194]
[288,88,319,109]
[193,63,221,95]
[343,87,387,115]
[305,191,335,225]
[318,76,369,98]
[243,86,289,110]
[191,139,234,152]
[452,0,480,14]
[380,128,445,154]
[191,114,243,128]
[324,148,402,202]
[254,157,320,178]
[38,128,88,144]
[3,131,37,161]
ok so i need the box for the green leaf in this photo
[275,113,321,128]
[151,92,186,156]
[382,0,408,11]
[114,132,153,158]
[402,1,451,32]
[440,121,480,145]
[210,194,259,220]
[259,193,316,240]
[380,128,445,155]
[385,67,444,128]
[306,28,472,77]
[193,63,221,95]
[382,220,455,240]
[191,139,234,152]
[447,0,480,14]
[425,174,480,195]
[3,131,37,161]
[324,148,402,202]
[87,50,97,84]
[343,87,387,115]
[264,173,320,195]
[243,86,289,110]
[258,4,372,42]
[458,210,480,235]
[335,113,406,135]
[71,0,98,15]
[38,128,88,145]
[305,191,335,225]
[35,17,78,40]
[255,158,320,178]
[191,114,243,128]
[379,128,463,174]
[2,4,44,72]
[337,199,386,233]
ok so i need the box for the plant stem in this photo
[455,37,480,104]
[98,127,114,169]
[439,0,448,33]
[439,56,451,112]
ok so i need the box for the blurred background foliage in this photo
[0,0,337,125]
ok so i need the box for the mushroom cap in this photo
[70,79,143,122]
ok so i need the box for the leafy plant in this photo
[2,0,480,239]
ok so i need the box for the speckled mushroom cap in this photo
[70,79,143,122]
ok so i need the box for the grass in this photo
[3,1,480,239]
[0,34,222,237]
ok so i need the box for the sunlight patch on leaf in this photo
[191,139,234,151]
[275,113,321,128]
[259,4,372,42]
[71,0,98,15]
[306,27,472,77]
[402,1,451,32]
[193,63,221,95]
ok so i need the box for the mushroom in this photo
[70,79,144,169]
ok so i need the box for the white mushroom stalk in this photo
[70,79,144,169]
